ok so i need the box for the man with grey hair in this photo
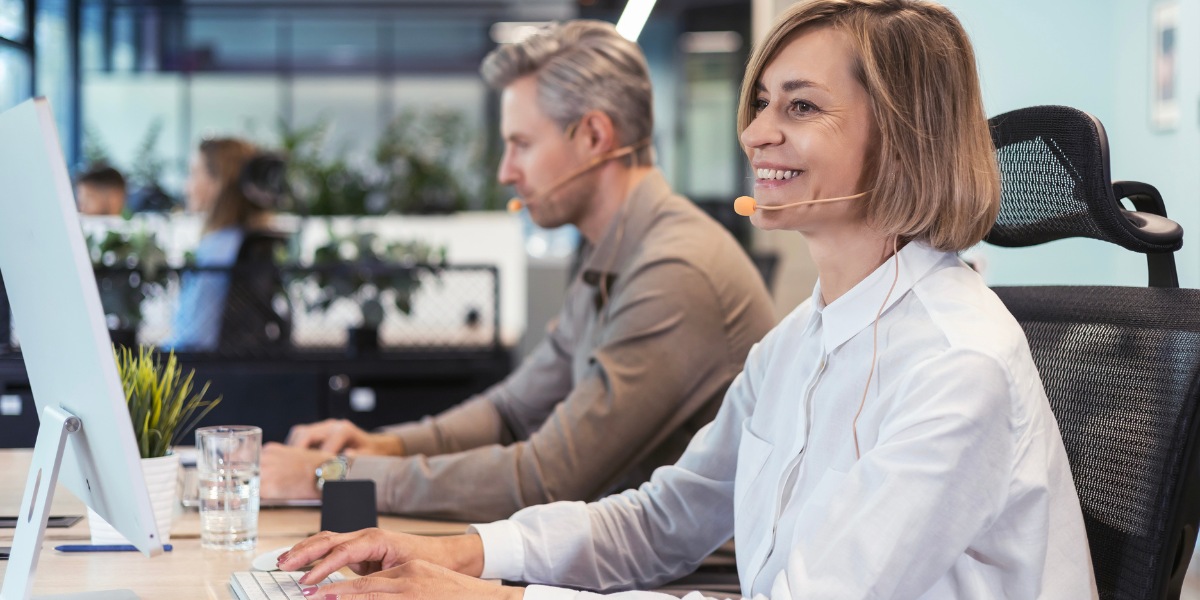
[260,20,774,522]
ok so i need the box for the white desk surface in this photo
[0,449,469,599]
[7,448,1187,599]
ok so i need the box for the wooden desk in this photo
[0,449,468,598]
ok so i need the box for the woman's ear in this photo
[577,110,618,155]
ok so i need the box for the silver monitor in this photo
[0,98,162,600]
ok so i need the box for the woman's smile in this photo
[753,162,805,189]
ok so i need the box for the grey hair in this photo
[481,20,655,165]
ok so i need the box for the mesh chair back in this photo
[986,106,1198,598]
[995,286,1200,599]
[218,230,291,355]
[986,105,1181,255]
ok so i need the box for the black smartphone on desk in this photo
[320,480,377,533]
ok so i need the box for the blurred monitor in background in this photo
[75,165,126,216]
[163,139,287,351]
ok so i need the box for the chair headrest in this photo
[985,105,1182,254]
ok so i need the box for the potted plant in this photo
[278,117,375,216]
[125,119,181,212]
[289,227,445,356]
[374,109,475,214]
[278,108,498,217]
[86,227,170,347]
[88,346,221,544]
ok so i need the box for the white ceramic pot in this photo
[88,452,179,544]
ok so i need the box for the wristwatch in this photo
[315,456,353,492]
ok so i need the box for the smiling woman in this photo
[738,0,1000,255]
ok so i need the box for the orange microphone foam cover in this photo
[507,198,525,213]
[734,196,757,217]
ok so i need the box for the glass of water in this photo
[196,425,261,550]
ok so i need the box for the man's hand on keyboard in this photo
[278,528,486,586]
[260,444,330,500]
[306,559,522,600]
[286,419,405,456]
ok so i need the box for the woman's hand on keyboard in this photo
[278,528,486,586]
[305,559,522,600]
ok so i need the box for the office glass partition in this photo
[0,0,26,43]
[291,18,378,71]
[187,16,278,71]
[0,45,30,112]
[680,49,741,200]
[35,0,75,156]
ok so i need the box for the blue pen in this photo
[54,544,173,552]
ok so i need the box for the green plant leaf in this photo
[117,345,222,459]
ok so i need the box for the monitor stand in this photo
[0,406,140,600]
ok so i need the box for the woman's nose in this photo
[740,110,784,149]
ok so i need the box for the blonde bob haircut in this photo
[739,0,1000,252]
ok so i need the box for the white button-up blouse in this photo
[471,242,1098,599]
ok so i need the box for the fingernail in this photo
[277,552,290,564]
[298,573,309,584]
[301,587,318,597]
[325,595,338,600]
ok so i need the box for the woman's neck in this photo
[805,223,896,306]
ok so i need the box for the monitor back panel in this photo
[0,98,161,555]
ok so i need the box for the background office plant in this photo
[278,108,498,216]
[290,228,447,352]
[373,108,474,214]
[87,228,170,343]
[278,117,375,216]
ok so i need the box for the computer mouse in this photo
[251,546,294,572]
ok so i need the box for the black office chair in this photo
[986,105,1200,600]
[217,230,292,355]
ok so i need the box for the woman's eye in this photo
[753,98,769,112]
[790,100,818,114]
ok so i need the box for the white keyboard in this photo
[230,571,346,600]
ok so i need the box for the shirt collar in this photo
[811,242,958,352]
[580,168,673,290]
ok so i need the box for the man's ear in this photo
[577,110,617,156]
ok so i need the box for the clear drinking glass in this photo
[196,425,261,550]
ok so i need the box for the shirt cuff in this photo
[344,455,395,512]
[523,586,580,600]
[468,520,525,581]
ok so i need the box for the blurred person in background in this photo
[260,20,776,522]
[163,138,278,351]
[75,166,127,216]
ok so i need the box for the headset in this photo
[734,189,898,460]
[507,138,653,213]
[733,190,871,217]
[240,153,290,211]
